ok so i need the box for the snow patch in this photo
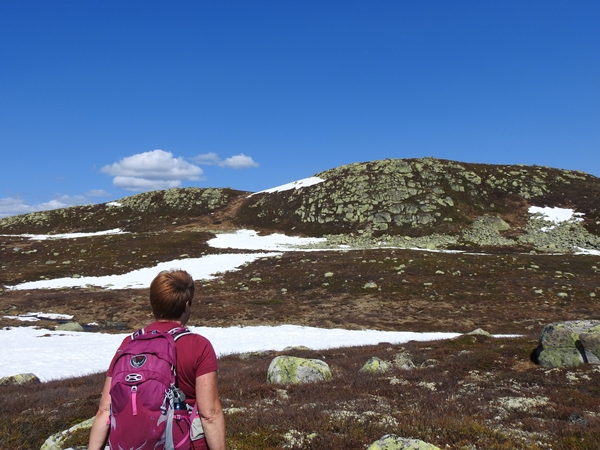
[4,228,127,241]
[0,325,497,381]
[3,312,74,322]
[250,177,325,196]
[575,247,600,256]
[528,206,584,231]
[208,229,326,251]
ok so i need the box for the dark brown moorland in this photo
[1,158,599,449]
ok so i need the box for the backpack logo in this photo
[125,373,143,382]
[130,354,147,368]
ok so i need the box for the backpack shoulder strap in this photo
[168,326,194,341]
[131,328,145,340]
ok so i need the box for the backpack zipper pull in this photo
[131,385,138,416]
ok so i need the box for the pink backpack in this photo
[108,327,196,450]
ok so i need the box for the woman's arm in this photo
[88,376,112,450]
[196,371,226,450]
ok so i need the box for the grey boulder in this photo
[267,355,332,384]
[366,434,441,450]
[536,320,600,367]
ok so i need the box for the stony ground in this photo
[1,229,598,335]
[1,231,599,449]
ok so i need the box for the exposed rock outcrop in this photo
[236,158,600,250]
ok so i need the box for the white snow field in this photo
[0,325,470,382]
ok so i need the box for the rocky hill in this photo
[0,187,246,234]
[2,158,599,253]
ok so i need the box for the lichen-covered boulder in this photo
[467,328,492,337]
[393,351,416,370]
[40,417,94,450]
[55,322,84,332]
[0,372,40,386]
[366,434,441,450]
[482,215,510,231]
[267,356,332,384]
[360,357,392,373]
[536,320,600,368]
[238,350,270,360]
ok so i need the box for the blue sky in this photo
[1,1,599,218]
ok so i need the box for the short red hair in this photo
[150,270,195,320]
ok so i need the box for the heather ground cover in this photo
[2,334,600,449]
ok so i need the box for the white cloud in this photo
[192,152,259,169]
[0,197,36,217]
[192,152,221,165]
[219,153,259,169]
[0,195,90,218]
[101,149,204,192]
[42,195,88,208]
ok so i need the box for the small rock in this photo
[360,357,392,373]
[40,417,94,450]
[467,328,492,337]
[239,350,270,360]
[366,434,441,450]
[0,373,40,386]
[393,351,416,370]
[55,322,84,332]
[568,413,588,426]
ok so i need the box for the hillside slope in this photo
[0,158,598,336]
[0,187,247,234]
[238,157,600,252]
[1,158,599,252]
